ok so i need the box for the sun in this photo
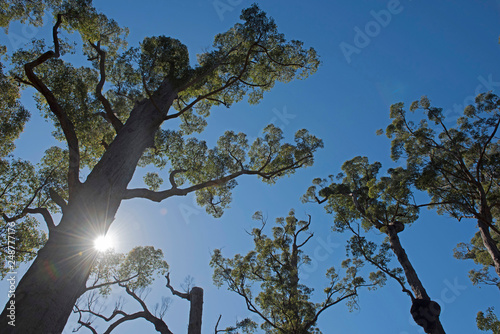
[94,234,115,252]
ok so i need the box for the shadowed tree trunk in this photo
[188,287,203,334]
[0,82,177,334]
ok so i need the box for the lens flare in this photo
[94,234,115,252]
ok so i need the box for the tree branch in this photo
[347,224,414,300]
[49,187,67,211]
[89,41,124,133]
[83,274,139,294]
[165,42,258,121]
[255,43,306,68]
[168,169,186,189]
[23,13,81,194]
[477,117,500,181]
[165,273,190,300]
[123,153,312,202]
[214,314,223,334]
[177,43,242,93]
[23,208,56,231]
[212,260,279,331]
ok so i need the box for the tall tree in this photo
[0,1,322,332]
[210,210,381,333]
[383,94,500,332]
[303,156,446,334]
[384,94,499,278]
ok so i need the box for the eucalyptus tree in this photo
[383,94,500,332]
[303,157,446,334]
[0,1,322,332]
[384,94,500,282]
[210,210,380,334]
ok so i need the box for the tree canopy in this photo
[0,1,323,332]
[0,1,499,333]
[210,210,380,333]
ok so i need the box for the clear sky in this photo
[2,0,500,333]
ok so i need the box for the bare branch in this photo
[214,314,223,334]
[165,273,190,300]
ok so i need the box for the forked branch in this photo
[89,41,124,133]
[23,14,81,193]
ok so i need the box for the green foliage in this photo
[455,235,500,288]
[87,246,168,295]
[0,0,60,29]
[304,156,418,233]
[117,246,168,290]
[173,4,320,134]
[219,317,258,334]
[385,94,500,221]
[0,152,69,276]
[303,155,431,306]
[477,307,500,333]
[143,172,163,191]
[0,64,29,158]
[384,93,500,283]
[211,210,375,333]
[0,0,322,280]
[141,125,322,218]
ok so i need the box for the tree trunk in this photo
[477,220,500,278]
[188,287,203,334]
[0,225,95,334]
[0,81,177,334]
[386,224,446,334]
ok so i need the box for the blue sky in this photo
[2,0,500,333]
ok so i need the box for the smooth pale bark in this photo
[0,81,177,334]
[386,224,446,334]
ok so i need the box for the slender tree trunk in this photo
[290,242,300,332]
[0,81,177,333]
[386,224,446,334]
[188,287,203,334]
